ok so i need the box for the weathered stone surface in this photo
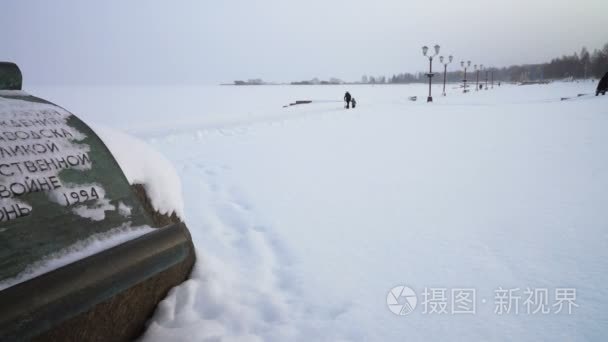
[131,183,180,227]
[32,228,195,342]
[0,221,195,341]
[0,63,22,90]
[0,92,155,283]
[0,68,196,342]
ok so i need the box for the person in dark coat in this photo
[351,97,357,108]
[597,72,608,96]
[344,91,352,109]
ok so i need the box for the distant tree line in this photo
[360,42,608,84]
[291,77,344,85]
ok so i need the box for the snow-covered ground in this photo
[30,82,608,341]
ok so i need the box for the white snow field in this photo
[30,82,608,341]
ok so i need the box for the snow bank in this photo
[140,163,297,341]
[0,224,154,291]
[92,124,185,219]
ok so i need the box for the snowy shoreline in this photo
[28,82,608,341]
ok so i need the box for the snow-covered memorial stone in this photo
[0,63,195,341]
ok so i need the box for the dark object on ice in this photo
[597,72,608,96]
[351,98,357,108]
[0,63,195,342]
[408,96,417,101]
[283,100,313,107]
[344,91,352,109]
[560,93,590,101]
[0,62,22,90]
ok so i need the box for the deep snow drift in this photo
[31,82,608,341]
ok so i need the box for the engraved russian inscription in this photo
[0,97,97,223]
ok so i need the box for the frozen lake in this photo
[28,82,608,341]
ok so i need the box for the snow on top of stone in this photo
[92,124,185,220]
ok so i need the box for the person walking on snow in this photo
[351,97,357,108]
[344,91,352,109]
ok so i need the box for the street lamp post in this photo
[485,68,489,90]
[439,55,453,96]
[474,64,480,91]
[460,60,471,93]
[422,44,440,102]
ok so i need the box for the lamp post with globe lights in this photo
[480,64,484,90]
[474,64,483,91]
[439,55,453,96]
[485,68,489,90]
[422,44,440,102]
[461,60,471,93]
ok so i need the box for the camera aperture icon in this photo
[387,285,417,316]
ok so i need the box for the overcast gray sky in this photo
[2,0,607,85]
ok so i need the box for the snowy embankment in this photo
[31,82,608,341]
